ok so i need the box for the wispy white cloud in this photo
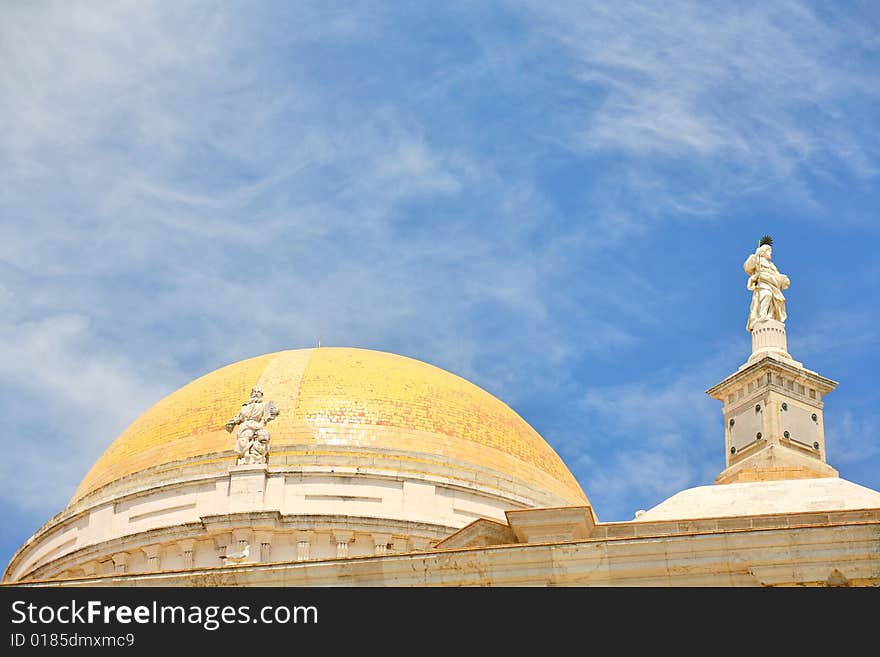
[0,312,177,512]
[559,345,742,519]
[790,309,879,363]
[510,1,880,215]
[829,410,880,468]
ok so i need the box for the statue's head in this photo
[250,387,263,400]
[757,244,772,259]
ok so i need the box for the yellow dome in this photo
[71,347,587,507]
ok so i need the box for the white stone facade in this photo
[6,457,545,582]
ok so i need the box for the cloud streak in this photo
[511,1,880,215]
[558,347,739,520]
[0,1,878,565]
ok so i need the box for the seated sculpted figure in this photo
[225,387,280,465]
[743,237,790,332]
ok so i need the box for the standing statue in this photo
[743,235,790,332]
[225,387,280,465]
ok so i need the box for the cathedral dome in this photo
[72,347,586,507]
[5,347,588,582]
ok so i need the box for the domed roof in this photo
[71,347,587,507]
[634,477,880,521]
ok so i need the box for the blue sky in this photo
[2,1,879,570]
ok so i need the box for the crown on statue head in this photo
[758,235,773,247]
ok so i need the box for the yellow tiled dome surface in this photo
[71,348,586,505]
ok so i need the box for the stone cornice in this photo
[707,355,837,399]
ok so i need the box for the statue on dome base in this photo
[743,235,790,332]
[225,387,280,465]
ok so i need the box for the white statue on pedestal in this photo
[225,387,279,465]
[743,236,790,332]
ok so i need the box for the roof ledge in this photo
[505,506,597,544]
[435,506,598,549]
[433,518,516,549]
[716,443,838,485]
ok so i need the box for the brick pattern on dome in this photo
[294,348,580,494]
[69,348,586,507]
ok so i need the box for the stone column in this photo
[296,533,311,561]
[111,552,130,574]
[232,528,252,551]
[214,533,233,561]
[372,533,391,555]
[142,544,162,571]
[254,531,273,563]
[178,539,196,570]
[333,531,353,559]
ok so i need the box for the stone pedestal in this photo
[228,464,268,513]
[708,349,838,482]
[748,318,791,363]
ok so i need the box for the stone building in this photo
[5,241,879,586]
